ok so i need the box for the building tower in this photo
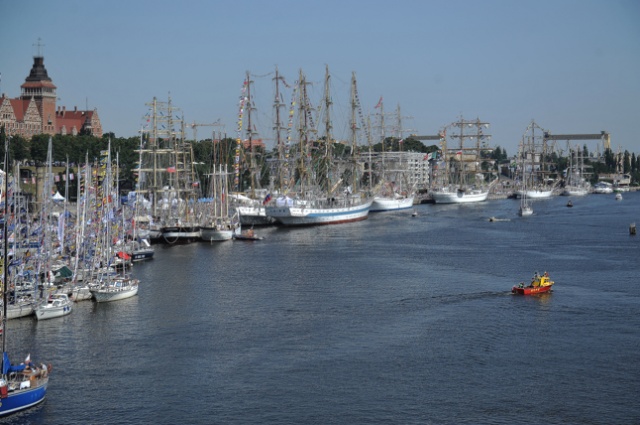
[20,55,57,135]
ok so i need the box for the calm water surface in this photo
[4,192,640,424]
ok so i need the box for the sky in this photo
[1,0,639,157]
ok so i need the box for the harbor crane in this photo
[543,131,610,156]
[190,119,224,142]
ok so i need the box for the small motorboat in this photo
[411,210,418,217]
[615,193,623,201]
[566,200,573,208]
[234,228,263,241]
[512,272,554,295]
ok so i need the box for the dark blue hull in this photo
[0,382,47,416]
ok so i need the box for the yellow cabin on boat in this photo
[532,274,554,287]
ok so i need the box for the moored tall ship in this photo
[430,117,496,204]
[514,120,558,199]
[266,68,373,226]
[136,96,201,244]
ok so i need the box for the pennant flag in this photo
[166,166,176,173]
[263,193,272,205]
[374,96,383,109]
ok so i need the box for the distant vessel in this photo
[561,143,590,196]
[369,101,416,212]
[592,182,613,194]
[517,140,534,216]
[515,121,557,199]
[370,195,414,212]
[430,117,495,204]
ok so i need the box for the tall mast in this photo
[273,66,287,190]
[322,65,333,193]
[349,72,358,191]
[245,71,258,197]
[379,98,385,181]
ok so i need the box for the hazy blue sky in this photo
[1,0,639,156]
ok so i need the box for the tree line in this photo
[1,127,638,200]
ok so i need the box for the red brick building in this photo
[0,55,103,138]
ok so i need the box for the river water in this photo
[5,191,640,424]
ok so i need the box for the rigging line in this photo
[251,72,274,78]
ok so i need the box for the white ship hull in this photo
[370,196,415,212]
[562,187,589,196]
[7,302,35,319]
[266,199,373,226]
[200,227,234,242]
[431,189,489,204]
[515,189,554,199]
[35,295,73,321]
[237,205,275,226]
[91,284,138,303]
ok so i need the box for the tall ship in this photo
[515,120,558,199]
[232,71,275,226]
[200,164,240,242]
[561,143,591,196]
[430,117,496,204]
[369,102,415,212]
[265,68,373,225]
[136,97,201,244]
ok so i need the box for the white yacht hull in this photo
[562,186,589,196]
[35,297,73,321]
[91,285,138,303]
[431,189,489,204]
[518,205,534,216]
[516,189,554,199]
[7,302,35,319]
[370,196,415,212]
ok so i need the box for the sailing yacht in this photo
[265,68,373,225]
[88,143,140,303]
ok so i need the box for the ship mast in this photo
[349,72,359,192]
[245,71,258,197]
[321,65,333,194]
[273,66,287,191]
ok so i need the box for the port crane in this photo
[190,119,224,142]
